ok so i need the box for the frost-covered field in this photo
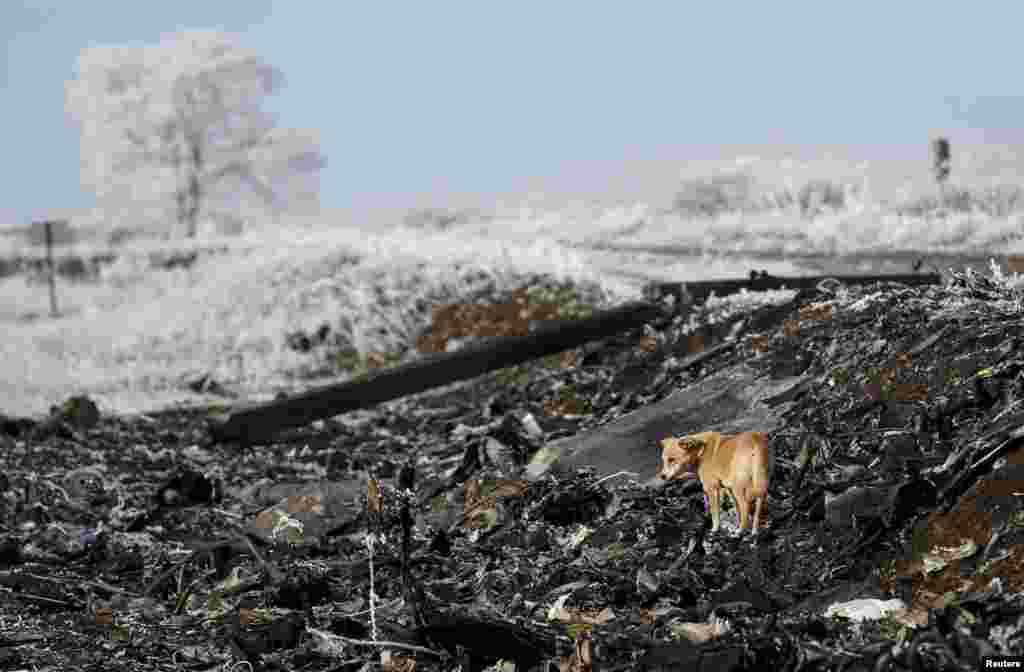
[3,149,1023,418]
[0,221,631,418]
[445,148,1024,255]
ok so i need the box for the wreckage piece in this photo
[419,609,555,671]
[645,272,942,309]
[209,300,668,444]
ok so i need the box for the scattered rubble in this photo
[2,264,1024,670]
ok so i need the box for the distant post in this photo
[30,219,67,317]
[932,137,951,193]
[44,221,58,317]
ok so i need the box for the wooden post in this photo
[209,300,668,444]
[645,271,942,309]
[44,220,58,317]
[932,137,951,195]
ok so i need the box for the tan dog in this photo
[658,431,772,535]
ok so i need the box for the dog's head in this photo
[657,435,706,481]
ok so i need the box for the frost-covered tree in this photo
[66,29,324,238]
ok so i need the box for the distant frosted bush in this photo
[107,228,139,246]
[898,184,1024,218]
[403,208,479,231]
[672,171,762,217]
[102,251,149,287]
[672,170,860,219]
[797,179,853,218]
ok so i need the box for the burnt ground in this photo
[3,269,1024,671]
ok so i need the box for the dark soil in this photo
[2,267,1024,671]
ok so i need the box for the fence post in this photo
[932,137,951,196]
[44,220,58,317]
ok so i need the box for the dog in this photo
[658,431,772,536]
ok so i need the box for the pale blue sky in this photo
[3,1,1024,227]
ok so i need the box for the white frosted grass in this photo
[6,146,1024,416]
[570,198,1024,259]
[330,224,598,288]
[2,219,631,416]
[0,326,79,413]
[542,149,1024,256]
